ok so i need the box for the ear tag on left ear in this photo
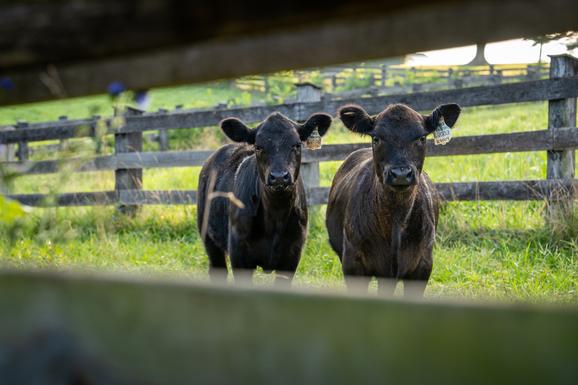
[305,127,322,150]
[433,117,452,146]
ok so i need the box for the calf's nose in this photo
[389,166,414,185]
[268,170,291,186]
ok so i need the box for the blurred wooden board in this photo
[0,271,576,385]
[1,0,577,105]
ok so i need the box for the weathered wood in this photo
[2,0,576,105]
[303,128,578,161]
[3,78,578,145]
[0,119,95,144]
[8,180,577,207]
[0,125,15,162]
[158,128,169,151]
[435,180,577,201]
[121,103,301,134]
[0,104,298,144]
[15,121,29,162]
[1,150,212,175]
[118,190,196,205]
[324,77,578,117]
[297,83,322,190]
[306,180,578,205]
[3,129,578,176]
[115,109,143,215]
[0,271,576,385]
[300,162,320,191]
[547,55,577,224]
[7,190,196,207]
[7,191,118,207]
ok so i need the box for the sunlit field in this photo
[1,81,576,303]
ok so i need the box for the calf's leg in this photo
[274,255,301,288]
[377,278,397,297]
[204,236,228,284]
[272,235,304,288]
[229,235,257,286]
[342,237,371,294]
[403,252,432,298]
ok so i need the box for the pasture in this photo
[0,81,576,303]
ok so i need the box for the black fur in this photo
[326,103,461,296]
[197,112,332,285]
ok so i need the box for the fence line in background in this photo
[3,128,577,176]
[1,56,577,223]
[7,180,578,208]
[236,63,550,94]
[1,78,578,148]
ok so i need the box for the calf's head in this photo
[339,103,461,192]
[221,112,332,192]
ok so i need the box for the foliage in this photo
[524,31,578,48]
[336,70,374,91]
[0,195,28,224]
[523,31,578,63]
[0,77,576,303]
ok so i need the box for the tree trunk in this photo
[467,43,489,66]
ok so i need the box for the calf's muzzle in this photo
[267,170,292,188]
[386,166,416,188]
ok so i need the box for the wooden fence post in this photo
[115,108,143,215]
[15,121,29,162]
[58,115,68,150]
[157,108,169,151]
[380,64,387,88]
[296,82,322,190]
[0,126,15,162]
[263,76,270,94]
[546,54,577,225]
[91,115,104,154]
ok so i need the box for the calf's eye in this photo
[254,145,263,152]
[372,136,380,144]
[418,136,427,144]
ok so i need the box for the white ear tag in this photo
[433,117,452,146]
[305,127,322,150]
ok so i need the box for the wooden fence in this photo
[2,4,578,385]
[1,56,577,221]
[236,63,550,95]
[0,270,576,385]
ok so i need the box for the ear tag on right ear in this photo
[433,117,452,146]
[305,127,322,150]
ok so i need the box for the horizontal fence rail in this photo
[2,60,577,217]
[3,128,578,176]
[2,78,578,145]
[7,180,578,207]
[237,63,550,95]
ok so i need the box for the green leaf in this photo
[0,195,29,224]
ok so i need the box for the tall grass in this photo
[0,84,576,303]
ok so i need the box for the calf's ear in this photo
[297,113,333,141]
[220,118,256,144]
[424,103,461,132]
[338,104,374,134]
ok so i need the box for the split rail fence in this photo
[236,63,550,94]
[1,56,576,220]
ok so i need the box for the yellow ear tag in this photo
[305,127,322,150]
[433,117,452,146]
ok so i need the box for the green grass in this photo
[0,85,577,303]
[2,202,575,303]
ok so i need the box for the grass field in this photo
[0,81,576,303]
